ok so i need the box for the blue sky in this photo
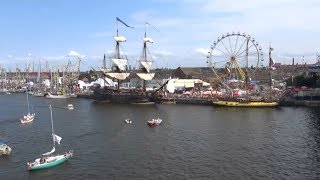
[0,0,319,71]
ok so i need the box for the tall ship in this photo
[92,19,161,104]
[206,32,279,107]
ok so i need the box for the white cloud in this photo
[4,1,320,69]
[195,48,209,56]
[128,0,320,66]
[153,50,173,57]
[67,50,85,58]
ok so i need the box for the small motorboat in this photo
[27,150,73,171]
[124,119,132,124]
[0,140,12,156]
[67,104,74,110]
[20,113,35,124]
[147,118,162,126]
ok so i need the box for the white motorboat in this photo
[0,140,12,156]
[46,93,70,99]
[21,113,35,124]
[67,104,74,110]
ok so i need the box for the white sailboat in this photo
[20,90,35,123]
[46,92,70,99]
[27,105,73,171]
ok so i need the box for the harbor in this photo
[1,0,320,178]
[1,93,320,179]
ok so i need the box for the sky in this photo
[0,0,319,71]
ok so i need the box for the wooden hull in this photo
[92,88,159,104]
[212,100,278,107]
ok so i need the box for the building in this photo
[172,67,214,82]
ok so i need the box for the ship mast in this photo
[114,29,121,91]
[102,18,134,91]
[136,22,156,92]
[142,31,148,91]
[115,29,121,60]
[268,44,274,100]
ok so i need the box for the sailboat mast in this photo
[49,105,55,147]
[27,91,30,113]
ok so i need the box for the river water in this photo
[0,93,320,179]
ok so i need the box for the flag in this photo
[145,22,159,32]
[52,133,62,145]
[116,17,134,28]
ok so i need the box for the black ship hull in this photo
[92,87,160,104]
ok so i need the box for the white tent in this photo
[166,79,211,93]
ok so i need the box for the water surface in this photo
[0,94,320,179]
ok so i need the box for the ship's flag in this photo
[145,22,159,32]
[116,17,134,28]
[52,133,62,145]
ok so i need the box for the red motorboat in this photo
[147,118,162,126]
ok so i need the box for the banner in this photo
[116,17,134,28]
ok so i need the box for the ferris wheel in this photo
[206,32,263,88]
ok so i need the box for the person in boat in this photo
[5,147,9,154]
[40,157,44,164]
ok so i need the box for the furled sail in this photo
[100,68,111,73]
[114,36,126,42]
[42,133,61,155]
[140,61,153,73]
[143,37,153,43]
[136,73,155,81]
[106,72,130,80]
[112,58,127,71]
[43,147,55,156]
